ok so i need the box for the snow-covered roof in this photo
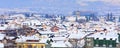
[0,34,5,40]
[87,32,118,40]
[77,16,86,19]
[0,43,4,48]
[68,33,86,39]
[39,38,48,43]
[16,35,39,42]
[105,21,114,24]
[10,14,26,18]
[66,16,76,22]
[52,37,66,41]
[51,41,67,47]
[0,25,8,30]
[39,31,58,35]
[22,20,41,26]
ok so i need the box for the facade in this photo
[16,42,46,48]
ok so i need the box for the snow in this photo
[0,34,5,40]
[39,39,48,43]
[16,35,39,42]
[25,35,39,40]
[66,16,76,22]
[39,31,58,35]
[0,43,4,48]
[0,25,8,30]
[52,37,66,41]
[87,32,118,40]
[68,32,86,39]
[51,41,67,47]
[7,36,15,40]
[64,41,72,47]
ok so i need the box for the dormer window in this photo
[1,25,4,27]
[34,23,36,25]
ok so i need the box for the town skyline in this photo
[0,0,120,15]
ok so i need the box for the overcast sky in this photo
[0,0,120,14]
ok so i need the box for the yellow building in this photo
[16,42,46,48]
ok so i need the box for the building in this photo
[16,42,46,48]
[72,11,98,21]
[106,13,113,21]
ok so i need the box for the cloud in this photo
[0,8,33,13]
[101,0,120,6]
[76,0,120,6]
[76,1,88,6]
[76,0,89,6]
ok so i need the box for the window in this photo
[34,23,36,25]
[1,25,4,27]
[18,45,21,48]
[41,45,44,48]
[28,45,32,48]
